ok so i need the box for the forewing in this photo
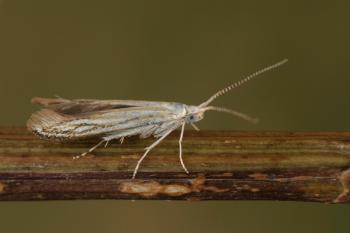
[104,119,183,141]
[27,105,183,140]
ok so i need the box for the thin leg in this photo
[191,123,200,131]
[73,140,105,160]
[179,123,189,174]
[132,130,174,179]
[105,136,124,148]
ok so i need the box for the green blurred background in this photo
[0,0,349,232]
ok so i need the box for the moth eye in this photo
[190,116,194,120]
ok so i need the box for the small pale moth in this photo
[27,59,288,178]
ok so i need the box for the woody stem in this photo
[0,127,350,203]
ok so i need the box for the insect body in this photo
[27,59,288,178]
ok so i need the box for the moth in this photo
[27,59,288,178]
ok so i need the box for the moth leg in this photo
[179,123,189,174]
[73,140,105,160]
[104,137,124,148]
[132,130,173,179]
[190,123,200,131]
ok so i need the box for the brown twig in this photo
[0,127,350,202]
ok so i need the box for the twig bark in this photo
[0,127,350,202]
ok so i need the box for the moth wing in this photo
[104,120,183,141]
[28,105,184,140]
[31,97,180,115]
[27,109,73,139]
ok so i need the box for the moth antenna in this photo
[199,58,288,107]
[203,106,259,124]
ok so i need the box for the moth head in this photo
[185,106,205,123]
[195,59,288,124]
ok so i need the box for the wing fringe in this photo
[27,109,70,134]
[31,97,70,106]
